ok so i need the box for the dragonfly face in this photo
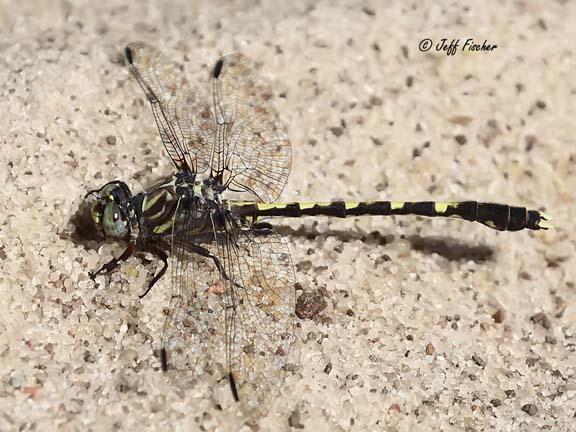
[87,181,134,239]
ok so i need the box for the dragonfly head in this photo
[85,181,133,238]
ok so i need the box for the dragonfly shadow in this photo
[275,225,494,263]
[67,199,102,249]
[405,235,494,263]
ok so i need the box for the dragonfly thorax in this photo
[175,174,223,208]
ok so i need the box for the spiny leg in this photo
[139,246,169,299]
[89,239,170,299]
[184,243,240,288]
[89,240,137,280]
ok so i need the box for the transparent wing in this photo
[211,54,292,202]
[161,204,297,417]
[160,197,210,378]
[126,42,213,173]
[211,220,297,418]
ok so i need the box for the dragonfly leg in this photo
[186,243,229,280]
[139,246,169,299]
[89,240,137,280]
[186,243,245,292]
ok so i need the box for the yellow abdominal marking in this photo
[434,202,447,213]
[307,202,333,208]
[434,202,461,215]
[391,202,405,210]
[345,202,359,210]
[483,220,497,229]
[299,202,316,210]
[256,203,288,210]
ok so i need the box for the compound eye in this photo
[102,202,128,237]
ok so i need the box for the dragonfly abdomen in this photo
[229,200,550,232]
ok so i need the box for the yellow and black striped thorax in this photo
[138,176,181,235]
[228,200,550,231]
[136,174,223,236]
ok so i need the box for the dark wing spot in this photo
[228,372,240,402]
[125,46,134,64]
[160,348,168,372]
[213,58,224,78]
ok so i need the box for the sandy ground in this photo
[1,0,575,431]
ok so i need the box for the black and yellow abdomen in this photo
[229,200,551,232]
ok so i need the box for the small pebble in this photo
[329,126,344,137]
[288,409,304,429]
[472,354,486,368]
[531,312,551,329]
[492,308,506,323]
[545,335,557,344]
[454,134,467,145]
[295,290,327,319]
[522,404,538,416]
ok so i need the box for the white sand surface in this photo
[1,1,575,430]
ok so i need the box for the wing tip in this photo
[160,347,168,372]
[228,372,240,402]
[125,45,134,65]
[213,58,224,79]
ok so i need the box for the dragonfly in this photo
[85,42,551,418]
